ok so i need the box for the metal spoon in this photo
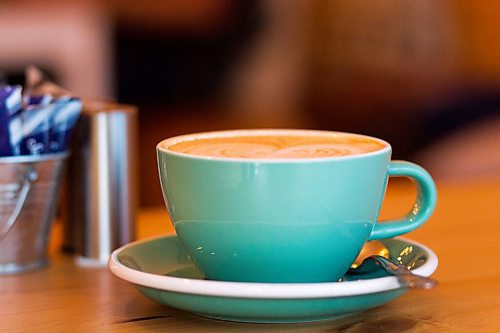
[351,240,390,269]
[350,254,437,289]
[347,241,437,289]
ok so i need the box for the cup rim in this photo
[156,129,391,163]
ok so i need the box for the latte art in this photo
[167,133,386,159]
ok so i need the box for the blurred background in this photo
[1,0,499,207]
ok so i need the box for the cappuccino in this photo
[156,129,437,283]
[165,130,387,159]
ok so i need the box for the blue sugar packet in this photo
[25,94,53,106]
[19,103,56,155]
[19,96,82,155]
[1,67,83,156]
[21,66,82,154]
[0,85,23,156]
[48,97,82,153]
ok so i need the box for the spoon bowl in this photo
[351,241,390,269]
[348,248,437,289]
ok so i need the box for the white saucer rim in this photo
[109,235,438,299]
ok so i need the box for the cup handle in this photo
[0,165,38,241]
[368,161,437,240]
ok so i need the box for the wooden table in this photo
[2,177,500,332]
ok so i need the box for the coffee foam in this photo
[164,131,387,160]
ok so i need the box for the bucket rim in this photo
[0,152,69,164]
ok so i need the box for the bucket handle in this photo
[0,165,39,240]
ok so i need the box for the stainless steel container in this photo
[0,153,68,274]
[62,102,137,265]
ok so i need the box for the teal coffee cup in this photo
[157,129,437,283]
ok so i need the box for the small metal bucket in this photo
[0,153,67,274]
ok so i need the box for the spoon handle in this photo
[368,255,437,289]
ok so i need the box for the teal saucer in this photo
[109,235,437,323]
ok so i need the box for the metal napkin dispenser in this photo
[62,102,138,265]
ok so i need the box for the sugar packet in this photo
[0,67,82,156]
